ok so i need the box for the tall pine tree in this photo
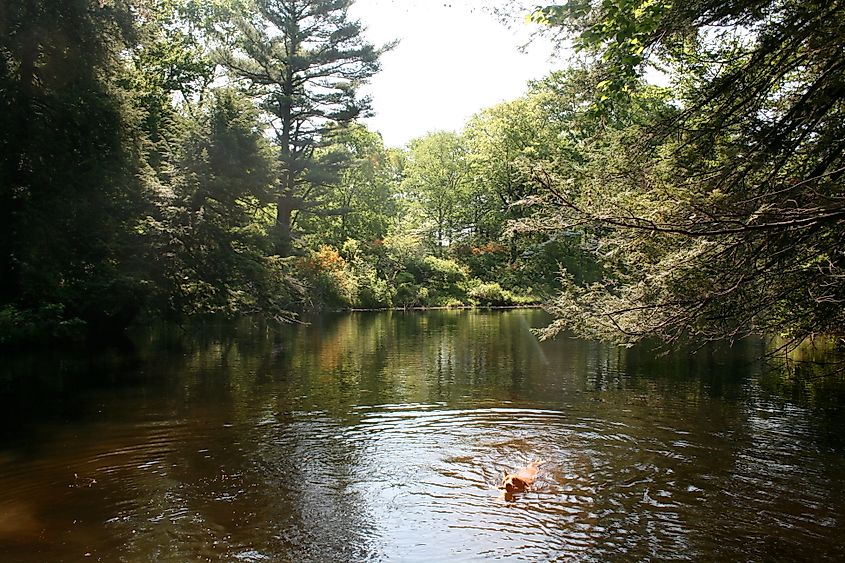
[219,0,391,255]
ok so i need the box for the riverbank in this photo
[348,304,545,312]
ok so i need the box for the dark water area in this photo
[1,310,844,561]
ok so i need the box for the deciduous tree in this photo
[302,124,399,247]
[402,132,469,255]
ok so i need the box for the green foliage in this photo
[354,267,395,309]
[463,95,555,222]
[300,246,359,310]
[532,0,674,111]
[450,241,508,281]
[443,298,466,309]
[251,255,306,321]
[128,0,216,136]
[0,304,86,346]
[402,131,469,254]
[524,0,845,347]
[467,282,538,307]
[143,87,279,319]
[217,0,392,255]
[0,0,660,345]
[468,282,509,306]
[301,125,399,247]
[0,0,149,332]
[419,256,470,305]
[422,256,469,285]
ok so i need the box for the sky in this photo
[347,0,569,148]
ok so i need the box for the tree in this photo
[401,132,469,256]
[301,124,399,247]
[126,0,218,174]
[144,88,285,317]
[218,0,390,255]
[463,94,563,265]
[0,0,148,332]
[525,1,845,347]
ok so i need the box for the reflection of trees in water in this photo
[266,310,562,407]
[554,336,845,560]
[1,323,381,559]
[5,312,845,559]
[125,320,845,559]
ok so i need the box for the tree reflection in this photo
[2,312,845,560]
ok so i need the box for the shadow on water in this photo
[1,310,844,561]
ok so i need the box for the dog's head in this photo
[498,474,527,494]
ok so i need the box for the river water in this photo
[1,310,844,561]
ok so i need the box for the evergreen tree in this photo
[145,88,282,318]
[218,0,391,255]
[527,0,845,346]
[0,0,146,333]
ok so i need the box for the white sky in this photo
[347,0,568,148]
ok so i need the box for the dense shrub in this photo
[451,240,509,280]
[354,266,394,309]
[420,256,469,304]
[468,282,509,306]
[0,304,86,346]
[251,256,305,321]
[288,240,541,311]
[422,255,469,282]
[301,246,358,309]
[394,272,423,309]
[467,282,540,307]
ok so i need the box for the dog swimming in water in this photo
[498,460,544,496]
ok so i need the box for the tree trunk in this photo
[275,58,296,256]
[275,193,295,256]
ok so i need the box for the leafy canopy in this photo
[523,0,845,346]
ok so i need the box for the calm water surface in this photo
[1,310,844,561]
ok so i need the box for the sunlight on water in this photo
[1,310,844,561]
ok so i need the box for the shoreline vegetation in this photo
[1,1,842,363]
[0,1,573,350]
[347,304,545,313]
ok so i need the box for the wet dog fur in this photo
[498,460,544,496]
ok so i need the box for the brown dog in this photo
[498,460,544,495]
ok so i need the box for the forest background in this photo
[1,0,842,354]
